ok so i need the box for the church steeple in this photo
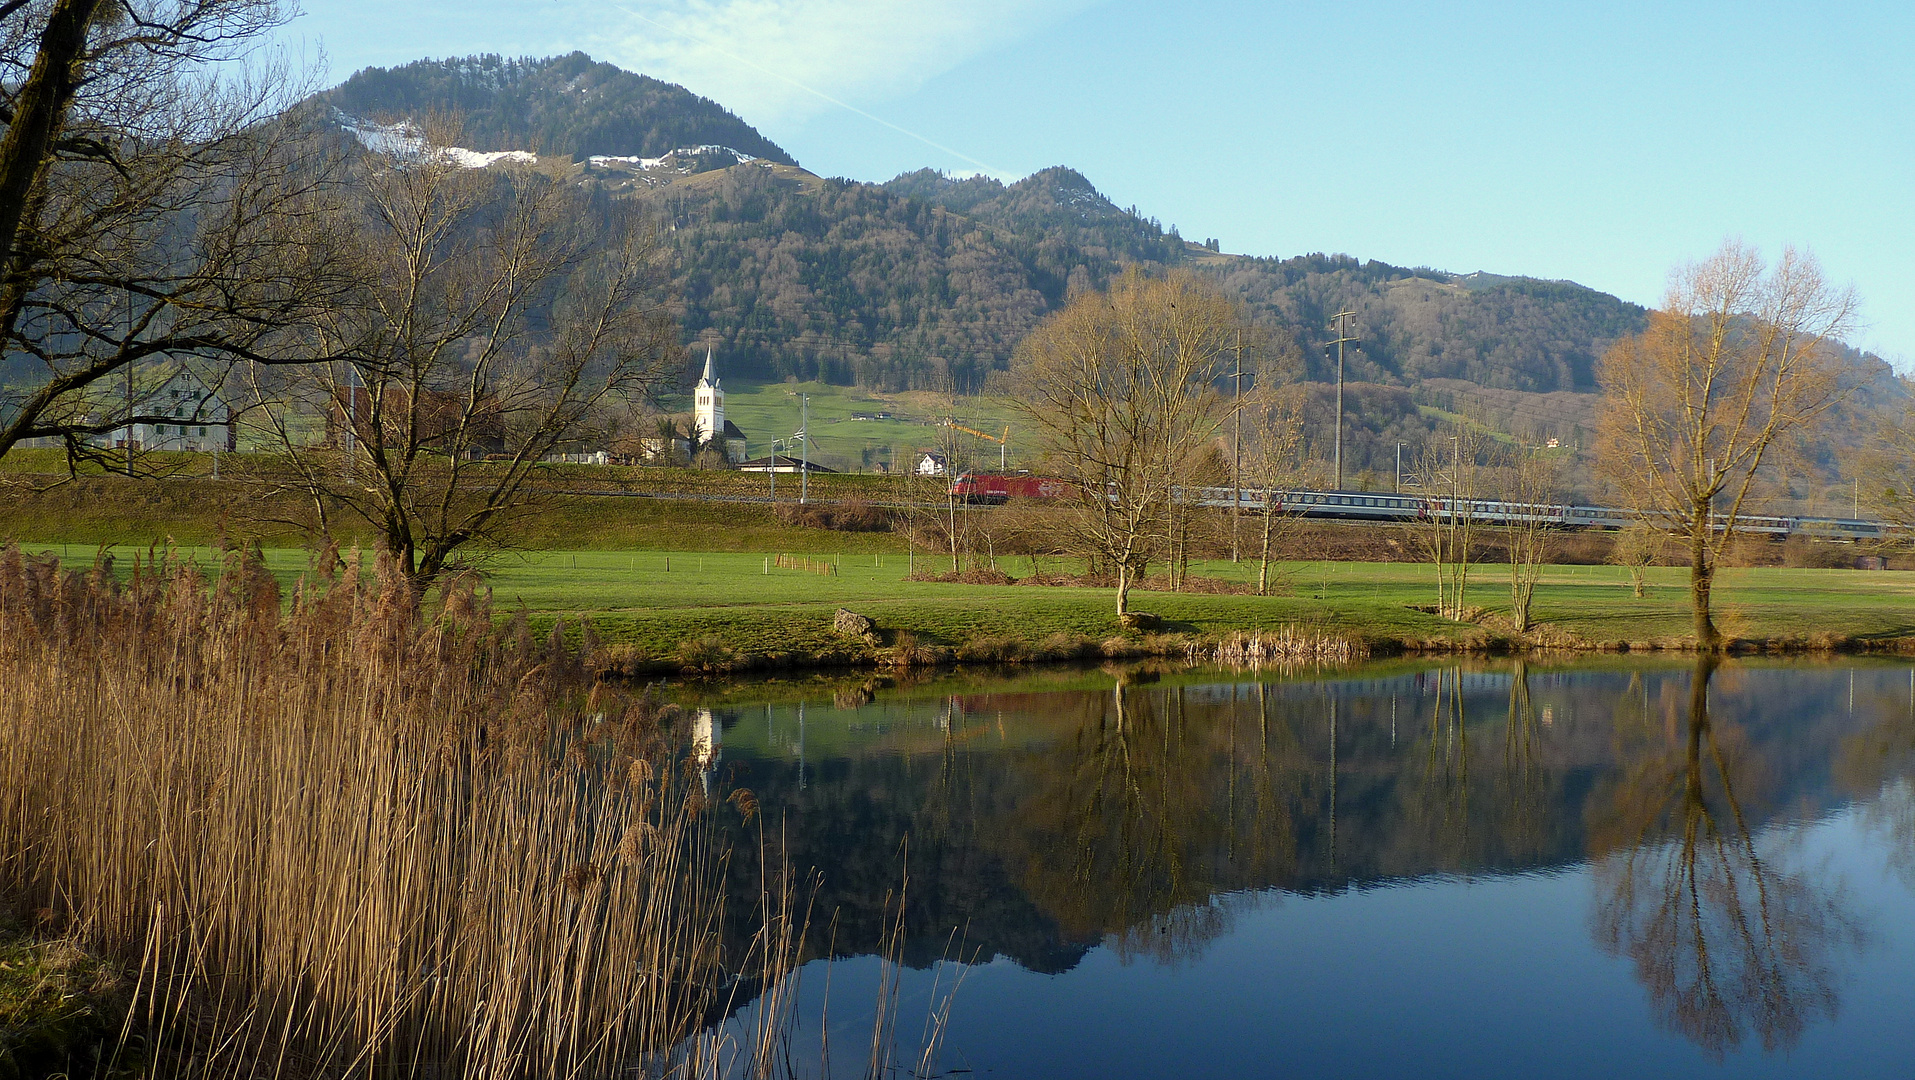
[693,343,724,446]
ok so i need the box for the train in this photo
[947,473,1073,503]
[947,473,1889,541]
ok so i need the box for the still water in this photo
[695,658,1915,1078]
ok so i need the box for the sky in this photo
[285,0,1915,367]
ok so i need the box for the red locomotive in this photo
[948,473,1071,505]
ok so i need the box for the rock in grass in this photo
[1118,611,1162,632]
[833,608,876,641]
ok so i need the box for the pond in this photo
[691,657,1915,1079]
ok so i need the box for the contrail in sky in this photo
[612,4,1010,179]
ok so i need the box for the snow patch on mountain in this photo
[335,111,538,168]
[588,145,758,169]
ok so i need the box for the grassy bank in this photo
[0,918,133,1079]
[488,553,1915,666]
[11,540,1912,670]
[6,468,1911,668]
[0,471,912,551]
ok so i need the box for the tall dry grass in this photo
[0,541,780,1078]
[1188,627,1367,667]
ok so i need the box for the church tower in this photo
[693,344,723,446]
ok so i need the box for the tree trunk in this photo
[1258,502,1273,596]
[1689,514,1720,652]
[1631,567,1645,599]
[947,497,959,573]
[0,0,104,275]
[1509,526,1530,633]
[1175,510,1191,591]
[1115,558,1131,616]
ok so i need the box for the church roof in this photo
[697,344,718,388]
[722,419,745,439]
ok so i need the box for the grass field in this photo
[7,462,1910,663]
[708,379,1032,473]
[21,539,1915,663]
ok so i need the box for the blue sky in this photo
[287,0,1914,367]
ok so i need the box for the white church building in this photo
[692,344,748,464]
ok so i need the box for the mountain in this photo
[319,53,795,165]
[309,56,1906,480]
[647,166,1653,400]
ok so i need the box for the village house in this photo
[89,368,234,453]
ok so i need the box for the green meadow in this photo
[707,379,1033,472]
[21,539,1915,660]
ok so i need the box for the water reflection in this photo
[704,659,1912,1064]
[1587,658,1860,1057]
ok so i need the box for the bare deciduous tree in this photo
[1609,520,1663,599]
[1597,242,1855,650]
[1861,378,1915,535]
[1504,444,1558,633]
[1243,392,1305,596]
[894,396,981,575]
[249,122,676,591]
[0,0,348,466]
[1007,269,1238,619]
[1412,427,1488,621]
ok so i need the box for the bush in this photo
[676,632,740,672]
[775,497,894,532]
[955,634,1030,663]
[1782,535,1858,569]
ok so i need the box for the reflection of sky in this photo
[697,662,1915,1072]
[736,809,1914,1079]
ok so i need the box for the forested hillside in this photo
[321,53,796,165]
[634,162,1662,403]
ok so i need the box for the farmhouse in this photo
[99,368,233,453]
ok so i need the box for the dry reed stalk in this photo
[1191,628,1367,667]
[0,542,786,1079]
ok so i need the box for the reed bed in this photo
[1190,627,1368,667]
[0,542,783,1078]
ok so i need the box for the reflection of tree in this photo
[1500,660,1546,857]
[997,679,1307,964]
[1421,667,1471,860]
[1590,657,1858,1058]
[1834,669,1915,888]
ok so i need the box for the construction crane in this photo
[943,422,1010,470]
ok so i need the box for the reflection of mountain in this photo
[712,663,1894,983]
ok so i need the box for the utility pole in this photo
[124,291,134,472]
[343,362,357,483]
[1396,442,1404,494]
[1327,309,1360,491]
[800,392,810,505]
[1231,332,1245,562]
[123,362,134,472]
